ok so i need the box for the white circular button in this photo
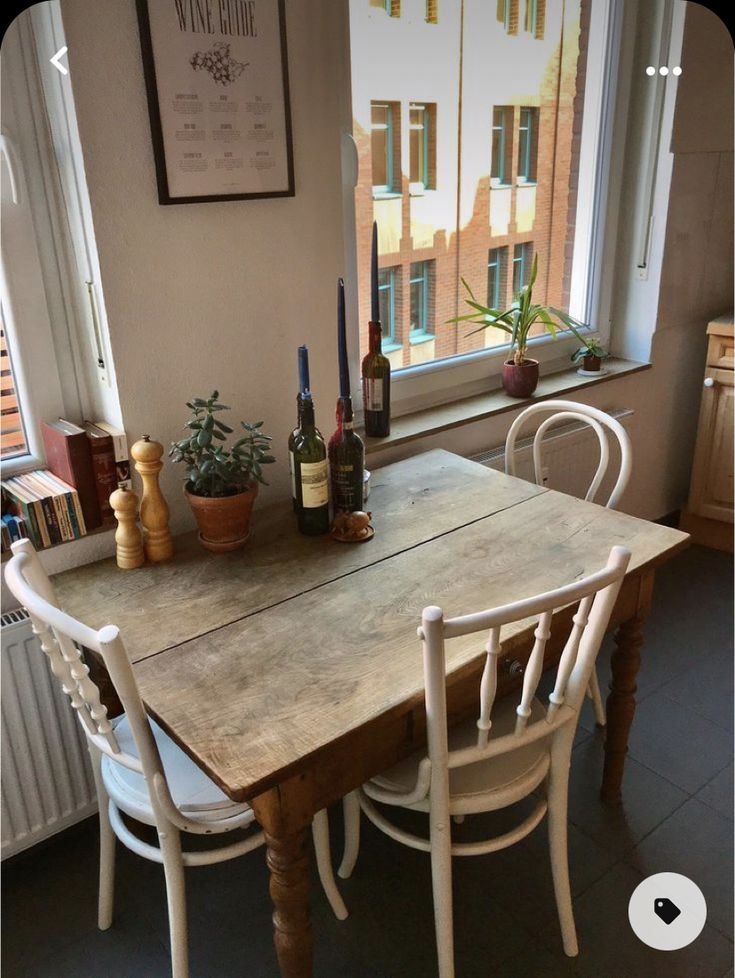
[628,873,707,950]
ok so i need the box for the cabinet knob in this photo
[505,659,524,677]
[704,377,715,388]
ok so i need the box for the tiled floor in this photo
[2,545,733,977]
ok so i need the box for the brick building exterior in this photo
[350,0,587,369]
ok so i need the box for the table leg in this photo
[601,571,654,805]
[252,790,314,978]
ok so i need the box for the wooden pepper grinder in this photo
[109,486,145,569]
[131,435,174,562]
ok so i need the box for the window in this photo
[0,320,28,461]
[512,242,533,294]
[517,107,538,182]
[525,0,545,38]
[378,267,398,345]
[491,107,513,185]
[409,103,435,190]
[410,262,433,340]
[371,102,396,193]
[497,0,519,35]
[487,248,507,310]
[349,0,622,405]
[383,0,400,16]
[426,0,438,24]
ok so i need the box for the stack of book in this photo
[1,419,130,554]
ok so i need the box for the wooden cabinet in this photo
[681,315,734,550]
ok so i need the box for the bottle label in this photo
[363,377,383,412]
[289,450,296,499]
[299,460,329,508]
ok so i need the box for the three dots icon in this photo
[646,65,682,76]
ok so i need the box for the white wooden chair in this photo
[338,545,630,978]
[504,400,633,725]
[4,539,347,978]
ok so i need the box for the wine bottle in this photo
[328,396,364,514]
[293,393,330,536]
[361,321,391,437]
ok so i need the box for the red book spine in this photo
[41,423,102,530]
[86,435,117,524]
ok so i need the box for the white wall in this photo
[57,0,732,537]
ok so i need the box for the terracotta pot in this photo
[502,358,539,398]
[583,353,602,372]
[184,483,258,553]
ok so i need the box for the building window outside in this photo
[426,0,438,24]
[513,242,533,294]
[378,267,399,346]
[371,102,395,193]
[410,261,433,341]
[518,107,538,182]
[525,0,545,37]
[491,106,513,185]
[383,0,401,16]
[498,0,519,35]
[487,248,507,310]
[410,103,435,190]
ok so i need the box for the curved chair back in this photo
[419,546,630,789]
[4,539,181,827]
[504,400,632,509]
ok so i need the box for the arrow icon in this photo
[50,46,68,75]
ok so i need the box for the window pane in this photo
[0,317,29,461]
[371,103,391,189]
[352,0,590,369]
[378,268,395,342]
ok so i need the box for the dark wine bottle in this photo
[361,321,391,437]
[328,396,364,514]
[293,394,330,536]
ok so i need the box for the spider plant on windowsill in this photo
[449,254,591,398]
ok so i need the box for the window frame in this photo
[487,247,506,311]
[409,261,433,343]
[517,107,538,183]
[370,101,395,194]
[491,106,513,187]
[378,266,399,348]
[409,102,429,190]
[344,0,640,418]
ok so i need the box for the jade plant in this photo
[570,335,609,365]
[169,391,275,497]
[449,254,591,364]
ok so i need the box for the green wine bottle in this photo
[361,321,391,437]
[293,394,330,535]
[288,393,304,513]
[328,396,364,514]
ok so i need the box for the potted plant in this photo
[570,336,609,373]
[450,255,589,398]
[170,392,275,552]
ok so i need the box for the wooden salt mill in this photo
[109,486,145,569]
[131,435,174,562]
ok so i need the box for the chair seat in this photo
[369,697,551,813]
[102,715,252,822]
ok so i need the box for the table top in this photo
[52,450,689,802]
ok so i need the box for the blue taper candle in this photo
[337,278,350,397]
[297,345,310,395]
[371,221,380,323]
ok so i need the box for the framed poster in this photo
[136,0,294,204]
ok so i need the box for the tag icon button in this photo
[654,897,681,925]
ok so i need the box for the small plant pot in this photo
[583,353,602,372]
[184,483,258,553]
[502,358,539,398]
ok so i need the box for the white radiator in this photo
[1,608,96,859]
[472,408,634,501]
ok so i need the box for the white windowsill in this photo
[361,357,649,454]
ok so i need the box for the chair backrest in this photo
[3,539,178,821]
[418,545,630,785]
[504,400,632,509]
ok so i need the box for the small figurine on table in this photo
[331,510,374,543]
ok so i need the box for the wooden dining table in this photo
[52,449,689,978]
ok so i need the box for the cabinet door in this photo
[689,368,734,523]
